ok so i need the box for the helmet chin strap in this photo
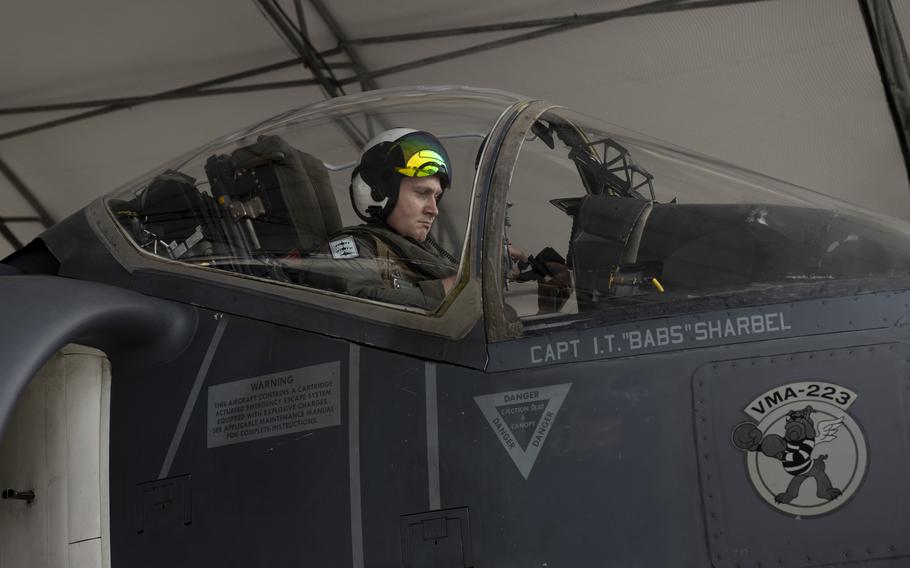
[365,204,385,220]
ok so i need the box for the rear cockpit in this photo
[103,87,519,321]
[110,135,344,282]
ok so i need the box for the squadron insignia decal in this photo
[731,381,867,516]
[329,237,359,259]
[475,383,571,480]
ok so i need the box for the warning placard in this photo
[207,361,341,448]
[474,383,571,479]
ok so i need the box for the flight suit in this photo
[299,224,457,309]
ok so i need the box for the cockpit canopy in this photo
[102,87,910,339]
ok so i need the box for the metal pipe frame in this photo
[323,0,769,51]
[308,0,380,91]
[0,219,23,250]
[859,0,910,187]
[0,155,56,249]
[253,0,368,147]
[0,156,55,228]
[0,58,312,139]
[306,0,393,136]
[334,0,772,85]
[254,0,343,98]
[0,78,322,118]
[294,0,309,39]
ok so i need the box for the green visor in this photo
[389,132,451,186]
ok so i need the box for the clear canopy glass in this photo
[502,107,910,324]
[103,86,910,326]
[105,86,522,311]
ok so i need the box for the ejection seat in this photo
[111,170,223,260]
[114,135,342,279]
[204,134,342,260]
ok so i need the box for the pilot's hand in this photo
[507,245,528,280]
[538,261,571,314]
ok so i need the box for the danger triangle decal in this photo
[474,383,572,479]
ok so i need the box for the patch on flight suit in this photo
[329,237,359,259]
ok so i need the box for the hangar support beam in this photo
[294,0,309,40]
[859,0,910,187]
[308,0,380,92]
[331,0,772,86]
[0,219,23,250]
[306,0,392,137]
[253,0,343,98]
[0,157,53,226]
[0,155,55,249]
[324,0,771,53]
[253,0,366,146]
[0,58,314,140]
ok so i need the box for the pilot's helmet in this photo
[350,128,452,222]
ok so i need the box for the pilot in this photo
[318,128,459,309]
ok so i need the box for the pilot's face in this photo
[387,175,443,241]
